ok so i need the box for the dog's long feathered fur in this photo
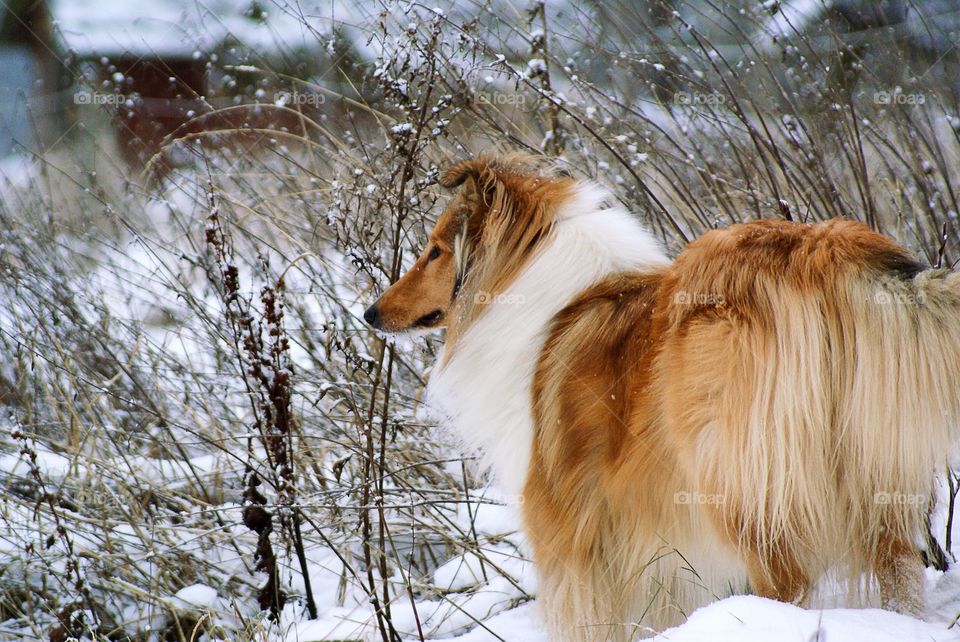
[378,154,960,641]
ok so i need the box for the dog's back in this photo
[526,218,960,640]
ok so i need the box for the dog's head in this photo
[363,153,573,336]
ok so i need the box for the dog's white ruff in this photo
[425,184,669,495]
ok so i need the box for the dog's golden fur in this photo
[365,153,960,641]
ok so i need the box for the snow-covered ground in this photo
[274,493,960,641]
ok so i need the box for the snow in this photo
[526,58,547,76]
[53,0,220,57]
[172,583,219,610]
[51,0,364,57]
[419,579,960,641]
[760,0,960,56]
[277,590,960,641]
[432,603,547,642]
[760,0,828,46]
[434,552,487,592]
[283,608,374,641]
[654,596,960,642]
[0,447,72,479]
[262,489,960,642]
[267,475,960,641]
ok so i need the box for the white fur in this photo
[425,184,669,495]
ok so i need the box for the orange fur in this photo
[366,154,960,641]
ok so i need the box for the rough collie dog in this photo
[363,153,960,641]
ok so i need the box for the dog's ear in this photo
[440,153,541,210]
[439,157,497,209]
[439,158,487,189]
[441,153,540,189]
[440,158,493,205]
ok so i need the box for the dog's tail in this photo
[833,266,960,571]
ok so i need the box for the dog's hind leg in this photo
[712,503,812,606]
[874,532,925,616]
[741,541,811,605]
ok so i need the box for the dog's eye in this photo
[426,246,441,262]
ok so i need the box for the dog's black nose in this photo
[363,304,381,327]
